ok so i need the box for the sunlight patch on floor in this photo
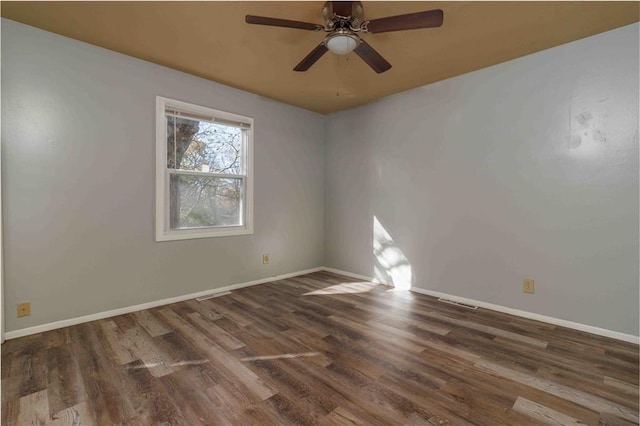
[303,281,379,295]
[241,352,320,362]
[124,359,210,369]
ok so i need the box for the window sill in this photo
[155,226,253,242]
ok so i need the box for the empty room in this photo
[1,1,638,425]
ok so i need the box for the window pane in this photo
[167,116,242,174]
[169,175,242,229]
[166,116,200,170]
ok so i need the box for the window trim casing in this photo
[155,96,254,242]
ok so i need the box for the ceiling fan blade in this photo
[245,15,321,31]
[366,9,443,34]
[354,40,391,73]
[331,1,353,17]
[294,43,329,72]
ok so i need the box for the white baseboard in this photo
[323,268,639,345]
[4,267,323,340]
[410,287,639,345]
[6,266,638,345]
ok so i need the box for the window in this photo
[155,97,253,241]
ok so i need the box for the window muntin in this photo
[156,97,253,241]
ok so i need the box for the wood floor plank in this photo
[48,401,95,426]
[207,380,284,425]
[185,311,246,350]
[604,376,640,396]
[445,328,541,374]
[512,396,585,425]
[437,380,542,425]
[264,392,318,426]
[182,299,224,321]
[121,327,175,378]
[320,406,364,425]
[240,355,336,422]
[465,365,602,424]
[98,320,137,365]
[2,271,637,425]
[537,365,639,410]
[157,307,277,402]
[159,368,230,425]
[200,299,253,327]
[131,310,171,337]
[16,389,49,426]
[285,354,410,425]
[475,358,639,423]
[111,314,138,332]
[235,318,333,368]
[328,314,426,353]
[69,323,136,424]
[45,345,87,415]
[14,341,48,398]
[152,331,221,384]
[1,376,21,425]
[40,329,71,350]
[599,412,640,426]
[204,384,249,425]
[425,310,549,348]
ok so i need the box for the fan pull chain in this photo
[336,55,351,97]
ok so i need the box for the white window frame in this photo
[155,96,254,241]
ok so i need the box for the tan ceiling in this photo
[2,2,638,114]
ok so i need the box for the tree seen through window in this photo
[167,116,243,229]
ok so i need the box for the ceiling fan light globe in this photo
[325,33,359,55]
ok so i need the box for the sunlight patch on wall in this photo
[373,216,412,290]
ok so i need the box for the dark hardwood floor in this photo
[2,271,638,425]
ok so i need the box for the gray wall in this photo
[2,19,325,332]
[325,24,639,335]
[3,19,638,337]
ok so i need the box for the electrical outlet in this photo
[262,253,269,264]
[523,278,535,294]
[17,302,31,317]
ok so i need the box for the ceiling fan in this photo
[245,2,444,74]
